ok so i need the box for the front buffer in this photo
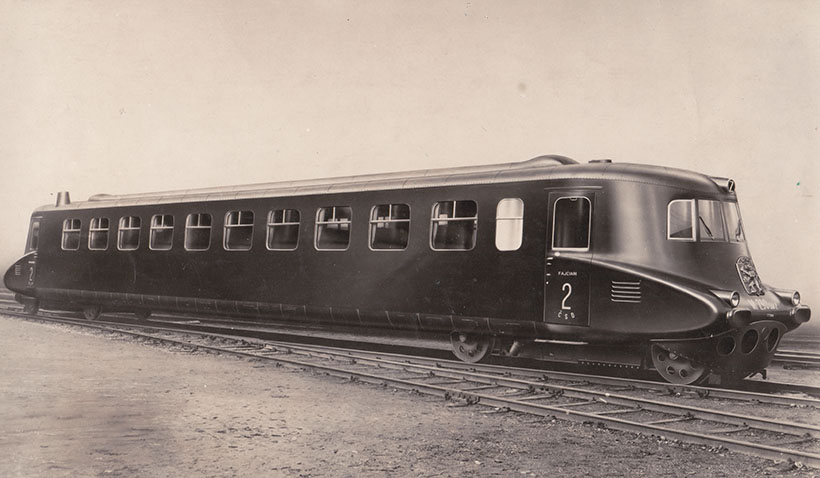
[651,304,811,384]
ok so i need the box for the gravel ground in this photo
[0,316,816,477]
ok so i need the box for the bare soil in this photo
[0,316,815,477]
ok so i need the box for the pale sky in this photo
[1,1,818,306]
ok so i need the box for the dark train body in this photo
[5,156,810,383]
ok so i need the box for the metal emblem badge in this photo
[736,256,764,296]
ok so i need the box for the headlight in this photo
[771,288,801,306]
[711,289,741,308]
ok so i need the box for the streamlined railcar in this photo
[4,155,810,384]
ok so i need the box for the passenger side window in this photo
[430,200,477,251]
[118,216,141,251]
[369,204,410,250]
[667,199,695,241]
[150,214,174,250]
[88,218,110,250]
[61,219,81,251]
[224,210,254,251]
[315,206,352,250]
[267,209,300,250]
[185,213,212,251]
[552,197,591,250]
[495,198,524,251]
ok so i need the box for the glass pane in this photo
[316,223,350,249]
[89,230,108,250]
[185,228,211,250]
[119,230,140,250]
[27,220,40,252]
[668,200,694,240]
[496,198,524,219]
[496,198,524,251]
[553,197,591,249]
[225,225,253,250]
[697,200,727,241]
[723,202,745,242]
[151,228,174,250]
[370,220,409,249]
[268,224,300,250]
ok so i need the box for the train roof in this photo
[36,155,730,212]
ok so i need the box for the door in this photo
[544,192,593,326]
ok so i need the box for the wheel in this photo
[134,310,151,320]
[22,301,39,315]
[651,344,709,385]
[83,305,102,320]
[450,332,495,363]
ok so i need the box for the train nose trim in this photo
[3,252,37,295]
[726,308,751,329]
[790,305,811,326]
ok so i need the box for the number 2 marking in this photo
[561,283,572,310]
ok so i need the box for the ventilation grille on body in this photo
[14,265,22,276]
[611,280,641,303]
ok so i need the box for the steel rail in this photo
[266,342,820,437]
[1,300,818,401]
[273,341,820,407]
[2,311,819,467]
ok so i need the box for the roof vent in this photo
[523,155,578,166]
[55,191,71,207]
[589,159,613,164]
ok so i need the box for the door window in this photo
[552,197,591,251]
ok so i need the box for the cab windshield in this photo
[667,199,744,242]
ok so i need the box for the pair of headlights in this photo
[712,289,801,308]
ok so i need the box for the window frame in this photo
[314,206,353,251]
[184,213,212,251]
[266,208,301,251]
[223,210,255,251]
[61,218,82,251]
[551,196,592,252]
[149,214,175,251]
[117,216,141,251]
[495,198,524,252]
[368,203,411,251]
[667,199,696,242]
[88,217,110,251]
[429,200,478,251]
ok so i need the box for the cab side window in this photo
[667,199,695,241]
[27,219,41,253]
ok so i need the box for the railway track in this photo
[0,295,817,395]
[772,349,820,369]
[1,307,819,467]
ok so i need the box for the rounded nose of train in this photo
[4,252,37,295]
